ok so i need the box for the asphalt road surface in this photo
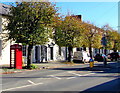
[1,62,120,93]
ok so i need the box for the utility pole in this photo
[101,34,107,66]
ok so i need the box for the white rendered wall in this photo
[0,17,10,65]
[0,40,10,65]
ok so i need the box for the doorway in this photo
[50,47,53,60]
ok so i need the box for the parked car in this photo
[107,53,111,59]
[106,53,111,61]
[73,51,83,63]
[73,51,90,63]
[108,52,120,61]
[94,54,103,62]
[118,52,120,58]
[94,53,107,62]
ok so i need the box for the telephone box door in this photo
[10,44,22,69]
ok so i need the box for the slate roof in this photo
[0,3,11,16]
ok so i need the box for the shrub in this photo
[30,64,38,69]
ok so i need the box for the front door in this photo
[50,47,53,60]
[35,46,38,62]
[41,45,47,62]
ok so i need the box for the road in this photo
[1,62,120,92]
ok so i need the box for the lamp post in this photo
[101,34,107,66]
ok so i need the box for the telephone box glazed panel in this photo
[10,44,22,69]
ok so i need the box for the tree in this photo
[110,31,120,52]
[102,24,120,52]
[81,22,103,58]
[6,1,58,68]
[53,15,84,62]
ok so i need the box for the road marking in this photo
[97,71,104,72]
[67,77,76,79]
[82,73,95,76]
[28,80,36,85]
[2,82,43,91]
[68,72,82,76]
[67,72,95,79]
[68,71,95,76]
[68,71,82,76]
[49,75,62,79]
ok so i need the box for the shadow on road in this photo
[2,79,120,93]
[50,62,120,74]
[51,66,119,73]
[81,78,120,93]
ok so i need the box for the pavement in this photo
[0,60,120,74]
[0,61,80,74]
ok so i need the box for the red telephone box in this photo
[10,44,22,69]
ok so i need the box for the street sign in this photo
[101,36,107,46]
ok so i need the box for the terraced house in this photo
[0,3,113,65]
[0,3,69,65]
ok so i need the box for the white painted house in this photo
[0,3,14,65]
[0,3,69,65]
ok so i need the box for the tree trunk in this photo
[27,44,33,69]
[99,49,100,54]
[66,47,68,60]
[104,48,107,55]
[89,46,92,59]
[68,47,73,62]
[113,46,117,52]
[113,41,117,52]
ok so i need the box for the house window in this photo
[95,48,97,54]
[76,48,82,51]
[83,47,86,51]
[76,48,80,51]
[59,46,61,55]
[0,16,2,33]
[22,45,27,56]
[0,40,2,56]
